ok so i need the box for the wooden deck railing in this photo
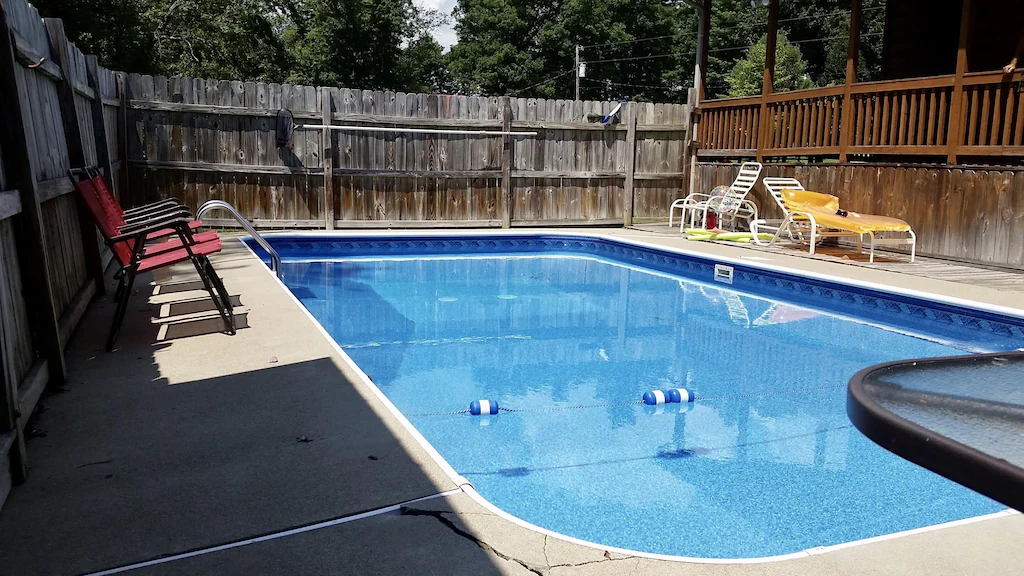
[697,70,1024,160]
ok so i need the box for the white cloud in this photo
[414,0,458,51]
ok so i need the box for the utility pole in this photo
[574,45,581,101]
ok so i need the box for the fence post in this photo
[43,18,104,295]
[623,101,637,227]
[501,97,512,228]
[687,88,699,196]
[321,87,335,230]
[0,4,68,480]
[85,56,113,181]
[116,73,131,205]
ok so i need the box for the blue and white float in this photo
[469,399,499,415]
[667,388,694,403]
[643,388,693,405]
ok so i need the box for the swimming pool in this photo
[246,233,1023,560]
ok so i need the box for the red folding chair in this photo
[69,168,235,350]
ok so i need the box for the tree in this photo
[147,0,292,81]
[447,0,546,96]
[29,0,159,74]
[726,32,814,97]
[449,0,687,101]
[398,35,455,93]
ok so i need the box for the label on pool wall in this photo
[714,264,734,284]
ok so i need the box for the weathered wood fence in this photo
[694,162,1024,268]
[0,0,125,507]
[124,75,693,228]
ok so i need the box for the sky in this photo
[414,0,458,51]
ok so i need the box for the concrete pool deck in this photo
[0,228,1022,575]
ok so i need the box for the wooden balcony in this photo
[697,70,1024,162]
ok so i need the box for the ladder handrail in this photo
[197,200,282,277]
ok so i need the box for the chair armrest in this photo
[111,216,193,244]
[123,205,191,224]
[117,208,192,233]
[681,193,712,202]
[123,199,182,216]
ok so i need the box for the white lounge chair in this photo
[752,177,917,263]
[669,162,763,232]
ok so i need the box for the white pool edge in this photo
[236,229,1021,565]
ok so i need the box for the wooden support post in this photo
[946,0,972,164]
[0,5,67,480]
[687,87,699,196]
[44,18,104,295]
[756,0,779,162]
[85,56,113,180]
[321,88,335,230]
[696,0,711,102]
[84,55,112,288]
[500,97,512,228]
[838,0,862,162]
[116,73,130,205]
[623,101,637,227]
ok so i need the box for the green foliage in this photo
[727,33,814,97]
[32,0,449,91]
[31,0,888,102]
[449,0,685,100]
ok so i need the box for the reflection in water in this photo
[282,255,1006,558]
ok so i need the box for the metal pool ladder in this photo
[197,200,282,277]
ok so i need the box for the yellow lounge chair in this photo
[764,188,916,263]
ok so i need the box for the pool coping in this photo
[236,228,1022,565]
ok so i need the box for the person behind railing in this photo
[1003,28,1024,73]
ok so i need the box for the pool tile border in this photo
[253,235,1024,350]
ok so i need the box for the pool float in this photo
[685,228,774,243]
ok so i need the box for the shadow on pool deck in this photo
[4,236,1024,576]
[0,243,520,575]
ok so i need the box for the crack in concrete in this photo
[402,506,638,575]
[401,507,545,576]
[549,555,635,570]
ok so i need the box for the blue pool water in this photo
[263,236,1022,559]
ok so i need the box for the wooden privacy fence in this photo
[0,0,125,506]
[698,70,1024,162]
[124,75,693,228]
[693,162,1024,269]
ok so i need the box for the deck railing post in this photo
[623,101,637,227]
[0,5,69,481]
[43,18,105,295]
[756,0,779,162]
[946,0,972,164]
[838,0,862,162]
[321,87,335,230]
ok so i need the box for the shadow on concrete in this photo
[0,258,510,575]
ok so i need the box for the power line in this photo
[578,4,888,55]
[707,5,885,33]
[580,34,679,50]
[581,77,683,90]
[789,31,882,45]
[510,69,575,96]
[585,29,884,65]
